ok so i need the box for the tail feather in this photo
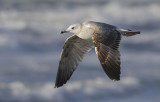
[118,29,140,37]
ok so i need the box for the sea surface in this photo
[0,0,160,102]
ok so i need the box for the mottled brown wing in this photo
[55,35,93,88]
[92,29,121,81]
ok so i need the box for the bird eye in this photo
[71,27,75,29]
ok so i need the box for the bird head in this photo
[61,24,82,34]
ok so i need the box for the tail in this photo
[118,29,140,37]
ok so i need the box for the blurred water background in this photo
[0,0,160,102]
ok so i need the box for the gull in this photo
[55,21,140,88]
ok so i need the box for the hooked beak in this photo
[60,30,68,34]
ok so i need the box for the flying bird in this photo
[55,21,140,88]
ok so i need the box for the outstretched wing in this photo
[92,29,121,81]
[55,35,93,88]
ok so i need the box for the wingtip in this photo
[54,83,61,88]
[54,85,60,88]
[54,82,64,88]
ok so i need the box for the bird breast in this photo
[76,27,95,40]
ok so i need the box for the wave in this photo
[0,77,140,102]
